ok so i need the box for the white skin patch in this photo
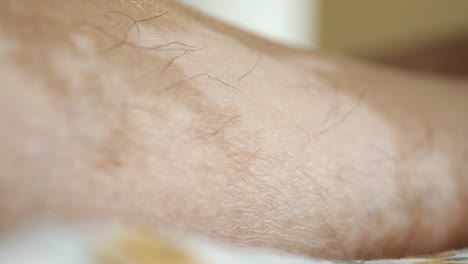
[0,30,20,60]
[291,56,339,74]
[400,152,458,244]
[70,34,98,56]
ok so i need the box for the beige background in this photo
[321,0,468,56]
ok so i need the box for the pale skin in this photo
[0,0,468,260]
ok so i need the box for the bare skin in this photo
[0,0,467,260]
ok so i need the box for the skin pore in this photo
[0,0,468,260]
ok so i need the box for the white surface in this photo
[0,224,326,264]
[0,225,93,264]
[178,0,319,48]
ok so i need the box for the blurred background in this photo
[179,0,468,78]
